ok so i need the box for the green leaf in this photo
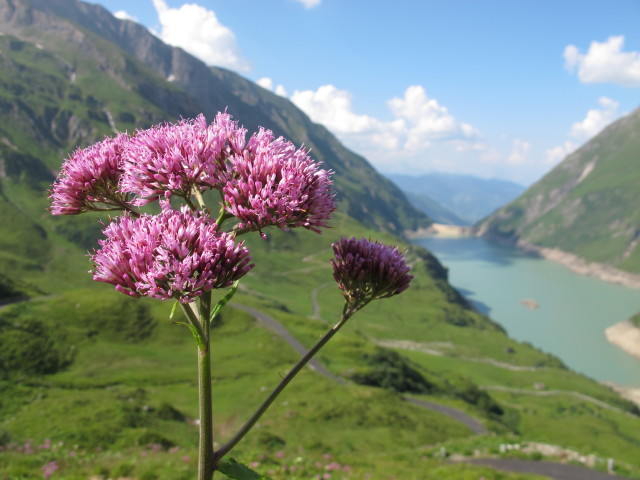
[216,457,272,480]
[172,321,206,350]
[169,300,179,321]
[210,280,240,325]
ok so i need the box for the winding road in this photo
[232,302,635,480]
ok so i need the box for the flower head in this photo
[223,128,335,233]
[331,237,413,315]
[91,207,253,302]
[50,133,130,215]
[120,112,246,205]
[42,461,59,479]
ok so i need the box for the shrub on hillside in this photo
[350,349,435,394]
[0,317,75,376]
[78,295,157,343]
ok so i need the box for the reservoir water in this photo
[415,236,640,387]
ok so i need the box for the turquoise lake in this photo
[415,236,640,387]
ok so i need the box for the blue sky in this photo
[91,0,640,185]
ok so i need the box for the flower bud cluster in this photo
[331,237,413,314]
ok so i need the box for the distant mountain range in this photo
[387,173,525,225]
[478,106,640,276]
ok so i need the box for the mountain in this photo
[403,191,468,225]
[387,173,525,225]
[478,106,640,276]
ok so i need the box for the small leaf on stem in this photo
[210,280,240,325]
[217,457,272,480]
[169,300,179,321]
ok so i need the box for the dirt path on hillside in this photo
[481,385,631,416]
[376,339,545,371]
[309,282,332,322]
[404,397,486,434]
[230,303,345,385]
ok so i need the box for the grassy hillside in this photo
[3,215,640,479]
[478,107,640,274]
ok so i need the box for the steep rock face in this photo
[478,107,640,274]
[0,0,429,235]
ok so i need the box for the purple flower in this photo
[91,207,253,302]
[42,461,59,479]
[50,134,130,215]
[223,128,335,234]
[331,237,413,314]
[120,113,246,205]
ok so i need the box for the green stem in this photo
[215,205,231,227]
[214,310,352,463]
[179,302,206,351]
[197,291,214,480]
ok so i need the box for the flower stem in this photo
[197,291,214,480]
[213,311,352,463]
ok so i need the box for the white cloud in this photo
[290,83,490,175]
[256,77,288,97]
[388,85,479,151]
[291,84,384,134]
[292,0,322,8]
[570,96,620,139]
[507,139,532,165]
[256,77,274,90]
[114,10,138,22]
[291,84,479,156]
[152,0,250,72]
[545,141,578,165]
[544,97,620,168]
[564,36,640,87]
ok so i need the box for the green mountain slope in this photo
[478,107,640,274]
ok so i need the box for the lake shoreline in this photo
[605,320,640,361]
[408,226,640,291]
[514,240,640,291]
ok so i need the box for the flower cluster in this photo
[91,207,253,303]
[50,133,130,215]
[120,113,246,205]
[50,112,335,234]
[331,237,413,314]
[224,128,334,233]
